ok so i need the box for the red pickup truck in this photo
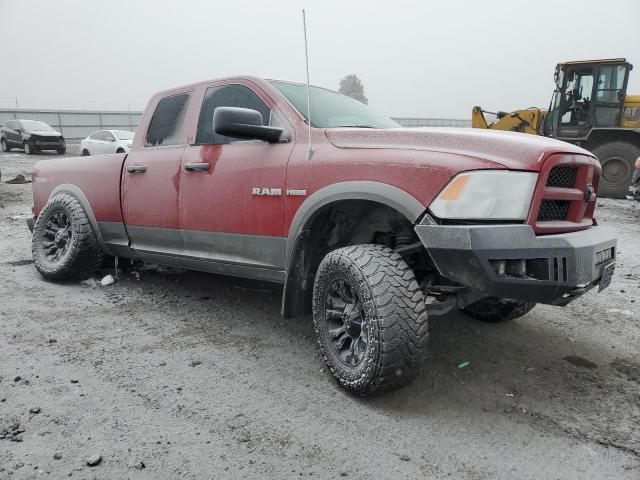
[29,76,617,394]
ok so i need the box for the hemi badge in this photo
[286,189,307,196]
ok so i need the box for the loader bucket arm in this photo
[472,106,490,129]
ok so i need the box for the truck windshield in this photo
[270,80,400,129]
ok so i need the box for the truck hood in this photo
[324,127,593,170]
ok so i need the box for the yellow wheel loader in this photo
[473,58,640,198]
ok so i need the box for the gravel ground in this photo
[0,150,639,479]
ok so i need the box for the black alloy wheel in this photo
[324,279,368,366]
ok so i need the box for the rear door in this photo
[89,131,109,154]
[178,81,295,278]
[102,131,117,154]
[122,90,193,258]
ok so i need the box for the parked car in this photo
[80,130,135,156]
[1,119,66,155]
[29,76,617,394]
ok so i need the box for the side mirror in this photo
[15,128,21,134]
[213,107,283,143]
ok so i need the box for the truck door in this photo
[121,91,193,258]
[178,82,294,276]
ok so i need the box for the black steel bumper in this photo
[415,217,617,306]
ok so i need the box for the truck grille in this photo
[537,200,570,221]
[527,155,598,234]
[546,166,577,188]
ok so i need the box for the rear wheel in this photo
[1,138,10,152]
[116,148,125,154]
[463,297,535,323]
[593,142,640,198]
[312,244,429,395]
[82,149,90,156]
[32,194,104,281]
[23,142,33,155]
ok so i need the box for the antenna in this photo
[302,9,314,161]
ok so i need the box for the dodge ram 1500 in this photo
[29,76,617,394]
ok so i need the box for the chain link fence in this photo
[0,109,142,143]
[0,108,469,144]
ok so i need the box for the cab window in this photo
[195,84,272,145]
[145,93,191,147]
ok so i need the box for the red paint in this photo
[526,154,599,234]
[32,76,601,239]
[31,154,126,223]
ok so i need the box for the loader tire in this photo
[593,142,640,199]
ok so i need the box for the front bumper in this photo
[415,217,617,306]
[28,138,65,150]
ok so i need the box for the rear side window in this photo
[145,93,191,147]
[195,84,271,145]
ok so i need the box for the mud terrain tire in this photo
[32,194,104,281]
[463,297,535,323]
[312,244,429,395]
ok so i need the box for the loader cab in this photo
[544,59,632,140]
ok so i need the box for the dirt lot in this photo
[0,150,639,479]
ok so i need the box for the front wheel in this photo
[1,138,10,152]
[57,147,66,155]
[313,244,429,395]
[23,142,33,155]
[462,297,535,323]
[593,142,640,199]
[32,194,104,281]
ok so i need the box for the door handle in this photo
[184,162,209,172]
[127,165,147,173]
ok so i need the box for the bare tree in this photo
[338,75,368,104]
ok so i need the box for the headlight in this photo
[430,171,538,220]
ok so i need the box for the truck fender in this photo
[47,184,113,256]
[282,181,425,318]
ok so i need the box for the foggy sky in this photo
[1,0,639,118]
